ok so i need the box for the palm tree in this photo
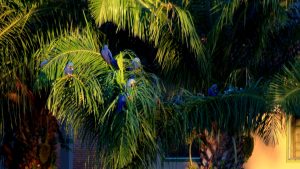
[37,24,163,169]
[0,0,90,168]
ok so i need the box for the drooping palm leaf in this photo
[205,0,287,83]
[0,1,38,146]
[161,85,283,168]
[159,86,268,152]
[89,58,163,169]
[209,0,286,55]
[33,25,105,123]
[0,0,35,90]
[255,107,286,145]
[183,88,266,133]
[0,1,35,47]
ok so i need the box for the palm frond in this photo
[31,25,105,120]
[207,0,287,76]
[91,60,162,168]
[0,1,39,143]
[208,0,242,53]
[0,1,36,92]
[0,1,35,50]
[269,58,300,115]
[254,107,286,145]
[171,87,266,135]
[89,0,209,87]
[33,24,163,168]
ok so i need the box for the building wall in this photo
[69,132,300,169]
[154,161,187,169]
[245,134,300,169]
[72,138,99,169]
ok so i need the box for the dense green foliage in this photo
[0,0,299,168]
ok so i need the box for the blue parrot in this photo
[40,59,48,67]
[100,45,119,69]
[126,75,136,90]
[224,85,236,95]
[110,58,119,70]
[64,61,74,76]
[131,57,141,70]
[126,57,141,71]
[208,84,219,96]
[116,94,127,113]
[126,67,134,71]
[173,95,183,105]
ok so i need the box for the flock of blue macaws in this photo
[39,46,247,117]
[100,45,142,113]
[40,45,142,114]
[207,84,244,97]
[40,45,245,114]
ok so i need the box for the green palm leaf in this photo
[183,89,266,133]
[33,25,106,123]
[0,1,38,143]
[89,0,209,87]
[0,1,36,58]
[208,0,286,65]
[269,58,300,115]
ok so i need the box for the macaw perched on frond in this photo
[132,57,141,70]
[116,93,127,113]
[224,85,244,95]
[64,61,74,76]
[208,84,219,96]
[127,57,142,71]
[126,75,136,90]
[40,60,48,67]
[95,51,163,169]
[100,45,119,69]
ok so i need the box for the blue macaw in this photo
[110,58,119,70]
[100,45,119,69]
[224,85,237,94]
[173,95,183,105]
[116,94,127,113]
[131,57,141,70]
[126,57,141,71]
[208,84,219,96]
[64,61,74,76]
[38,60,49,84]
[126,75,136,90]
[40,60,48,67]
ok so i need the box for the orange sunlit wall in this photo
[244,134,300,169]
